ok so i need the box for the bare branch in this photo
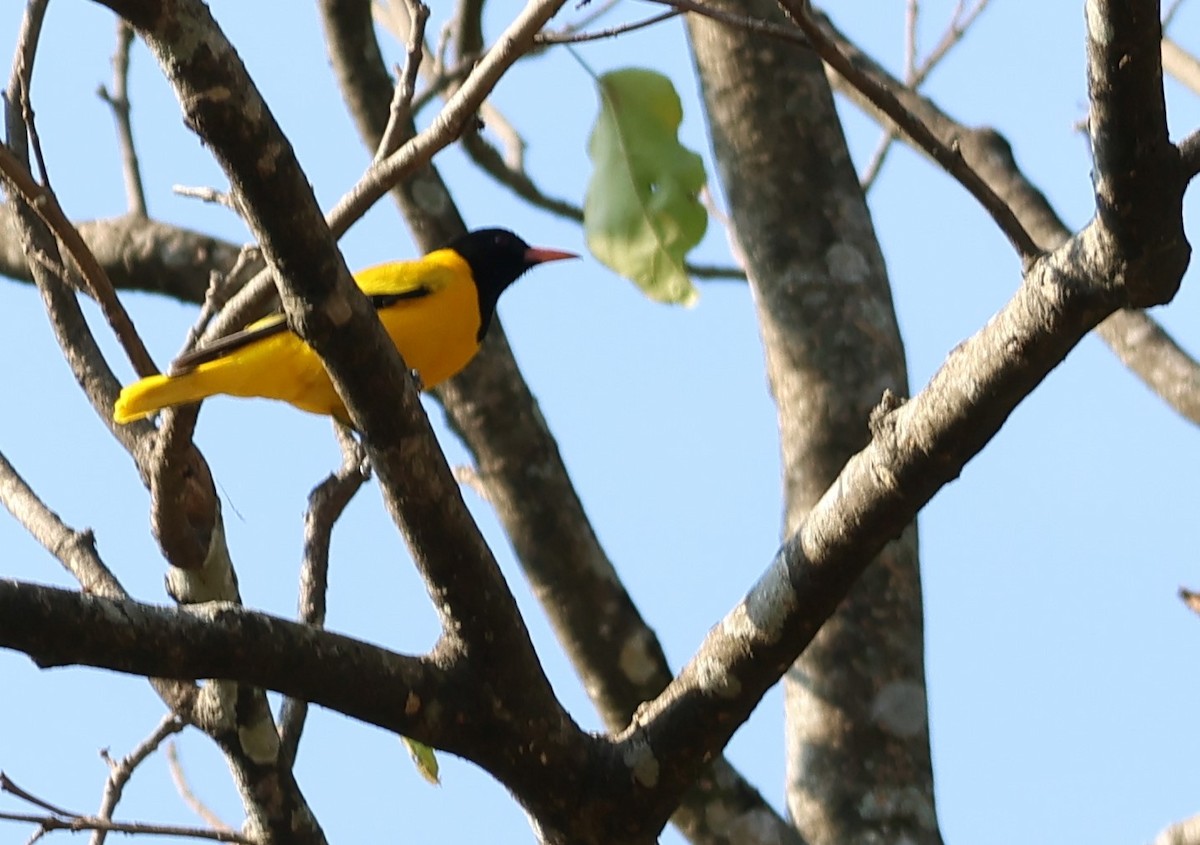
[1084,0,1187,308]
[1095,309,1200,424]
[649,0,810,45]
[1179,127,1200,177]
[0,211,247,304]
[96,20,147,217]
[863,0,991,189]
[777,0,1041,262]
[2,772,79,818]
[279,431,369,764]
[0,452,122,597]
[903,0,918,81]
[0,581,463,755]
[373,0,429,161]
[92,715,186,845]
[165,743,234,832]
[0,145,157,379]
[173,183,238,210]
[912,0,990,87]
[324,0,573,237]
[859,128,895,189]
[820,11,1200,427]
[535,10,680,44]
[0,810,252,844]
[1163,0,1188,29]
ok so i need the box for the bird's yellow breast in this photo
[362,249,484,389]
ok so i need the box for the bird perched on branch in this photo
[113,228,576,425]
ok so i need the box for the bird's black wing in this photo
[170,315,289,375]
[169,287,434,375]
[368,287,432,309]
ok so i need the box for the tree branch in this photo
[279,432,369,765]
[92,714,186,845]
[819,9,1200,427]
[96,19,147,217]
[1084,0,1187,307]
[776,0,1040,262]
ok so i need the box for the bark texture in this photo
[687,5,938,844]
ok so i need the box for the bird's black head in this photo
[447,228,576,341]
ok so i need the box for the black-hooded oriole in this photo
[112,228,576,425]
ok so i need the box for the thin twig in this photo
[6,0,51,191]
[1,773,79,818]
[559,0,622,32]
[647,0,810,45]
[374,0,430,162]
[776,0,1040,262]
[4,0,155,383]
[165,743,234,833]
[0,389,125,600]
[1163,0,1188,29]
[92,715,186,845]
[860,129,896,190]
[863,0,990,190]
[178,244,263,358]
[97,20,147,217]
[409,57,474,113]
[333,2,571,246]
[912,0,990,87]
[0,810,252,844]
[536,10,680,44]
[279,431,370,765]
[903,0,919,82]
[1177,126,1200,176]
[173,183,238,210]
[0,144,157,378]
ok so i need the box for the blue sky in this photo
[2,2,1199,843]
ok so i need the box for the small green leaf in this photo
[401,737,441,785]
[584,68,707,306]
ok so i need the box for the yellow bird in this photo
[113,229,576,425]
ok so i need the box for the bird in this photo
[113,228,576,425]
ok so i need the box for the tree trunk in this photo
[687,6,941,844]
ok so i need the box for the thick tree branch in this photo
[0,209,247,304]
[0,581,456,747]
[1085,0,1187,306]
[626,210,1186,820]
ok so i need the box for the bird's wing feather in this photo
[170,284,434,375]
[171,314,290,374]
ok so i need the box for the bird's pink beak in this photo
[525,246,579,265]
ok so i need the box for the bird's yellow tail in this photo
[113,372,212,423]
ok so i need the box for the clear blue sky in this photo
[2,2,1199,843]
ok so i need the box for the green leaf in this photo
[584,68,708,306]
[401,737,441,785]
